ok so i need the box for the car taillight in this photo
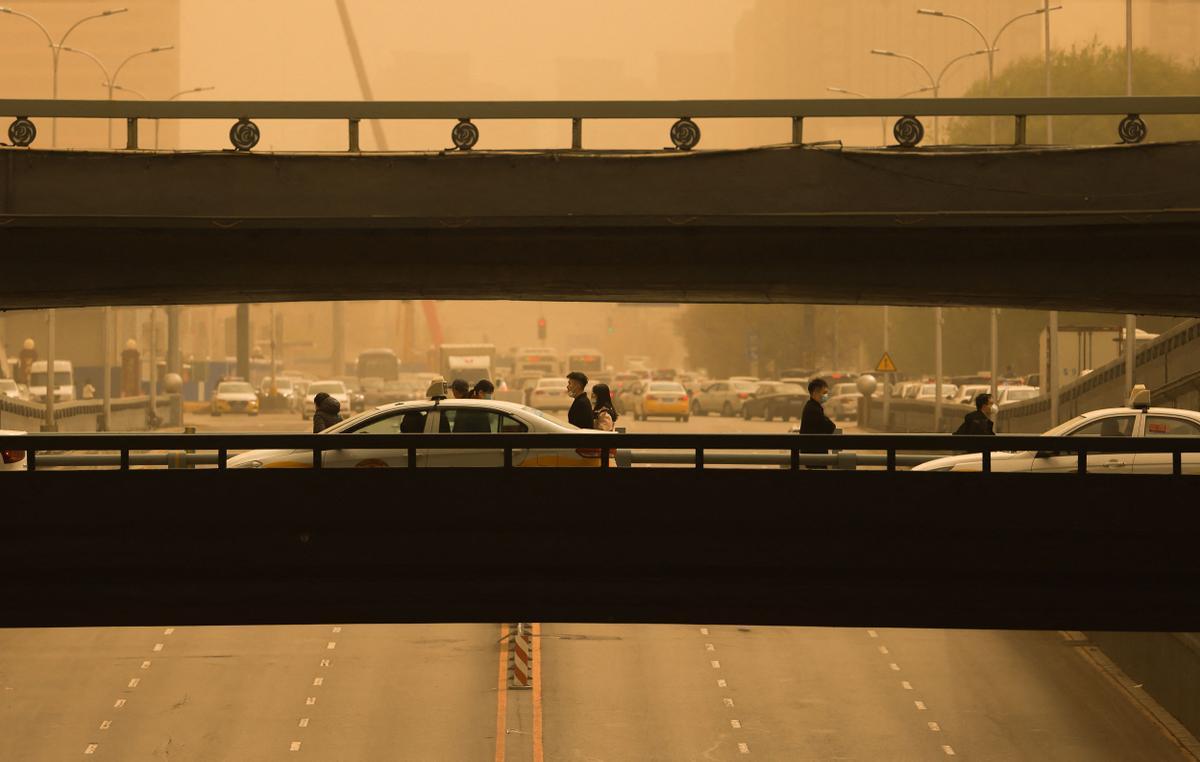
[680,395,688,402]
[1,449,26,464]
[738,392,749,399]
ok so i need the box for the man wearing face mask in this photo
[800,378,837,466]
[955,393,997,435]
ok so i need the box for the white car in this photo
[528,377,571,412]
[28,360,75,403]
[996,385,1040,406]
[955,384,991,406]
[302,380,352,420]
[914,394,1200,474]
[1,430,28,471]
[0,379,26,401]
[229,399,611,469]
[914,382,959,401]
[210,380,260,416]
[826,382,861,421]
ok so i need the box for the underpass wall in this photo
[0,395,179,432]
[1085,631,1200,743]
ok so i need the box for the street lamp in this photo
[61,44,173,147]
[917,6,1062,142]
[827,85,934,145]
[0,6,128,147]
[870,48,989,144]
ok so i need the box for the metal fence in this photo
[7,431,1200,475]
[5,96,1200,152]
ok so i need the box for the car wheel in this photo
[682,415,690,423]
[249,412,258,417]
[211,410,219,417]
[742,406,752,420]
[722,402,733,417]
[764,407,773,422]
[691,401,702,416]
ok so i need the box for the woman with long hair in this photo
[591,383,618,431]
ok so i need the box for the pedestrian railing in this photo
[6,432,1200,475]
[4,96,1199,152]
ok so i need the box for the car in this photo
[290,379,311,412]
[825,382,862,421]
[0,378,26,401]
[210,380,260,416]
[729,375,759,384]
[28,360,75,403]
[691,379,759,417]
[336,377,368,412]
[633,381,689,422]
[651,368,678,381]
[955,384,992,406]
[996,385,1040,406]
[228,399,613,469]
[741,382,809,421]
[1,430,27,472]
[615,380,643,416]
[914,382,959,401]
[913,387,1200,474]
[528,377,571,412]
[302,380,353,420]
[258,376,298,411]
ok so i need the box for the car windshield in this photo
[1005,388,1039,401]
[219,382,254,394]
[649,383,683,392]
[310,382,346,394]
[733,381,758,391]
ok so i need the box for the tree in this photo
[947,42,1200,145]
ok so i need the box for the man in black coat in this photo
[800,378,837,466]
[566,371,594,429]
[955,393,997,435]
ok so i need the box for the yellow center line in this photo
[495,623,509,762]
[532,622,544,762]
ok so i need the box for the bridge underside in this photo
[3,142,1200,313]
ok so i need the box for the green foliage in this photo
[947,42,1200,145]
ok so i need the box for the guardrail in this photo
[7,432,1200,474]
[4,96,1198,152]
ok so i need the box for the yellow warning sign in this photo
[875,352,898,373]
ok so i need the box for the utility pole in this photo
[882,305,891,431]
[990,309,999,400]
[236,304,250,381]
[44,310,56,431]
[1124,0,1136,397]
[934,308,943,431]
[101,306,112,431]
[1049,311,1060,425]
[332,302,346,377]
[1045,0,1054,143]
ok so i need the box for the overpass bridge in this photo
[3,96,1200,314]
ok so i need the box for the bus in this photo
[566,348,605,374]
[514,347,560,378]
[357,348,400,384]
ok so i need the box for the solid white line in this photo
[928,721,941,731]
[731,720,742,729]
[901,681,913,690]
[127,678,140,688]
[163,628,174,635]
[99,721,111,730]
[84,744,98,755]
[113,699,126,709]
[878,646,889,655]
[717,679,728,688]
[700,627,709,635]
[738,742,750,754]
[320,659,330,667]
[289,741,302,751]
[915,701,927,710]
[868,629,878,638]
[153,643,164,652]
[306,697,317,706]
[312,677,324,686]
[942,745,956,755]
[723,698,735,707]
[889,663,901,671]
[141,660,151,670]
[298,718,309,728]
[711,660,721,669]
[326,641,336,650]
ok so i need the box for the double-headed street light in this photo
[826,85,934,145]
[0,6,128,147]
[61,44,174,147]
[870,47,989,144]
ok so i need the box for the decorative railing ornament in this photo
[670,118,701,150]
[893,116,925,147]
[451,118,479,151]
[1118,114,1147,144]
[229,118,260,151]
[8,116,35,147]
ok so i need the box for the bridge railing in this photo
[6,431,1200,475]
[4,96,1199,152]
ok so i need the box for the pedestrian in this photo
[81,378,96,400]
[470,379,495,400]
[449,378,471,399]
[566,371,593,428]
[591,382,618,431]
[954,393,997,435]
[312,391,343,433]
[800,377,836,467]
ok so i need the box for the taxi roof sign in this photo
[874,352,898,373]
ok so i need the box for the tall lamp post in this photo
[917,6,1063,143]
[870,48,990,144]
[62,44,173,148]
[826,85,934,145]
[0,6,128,147]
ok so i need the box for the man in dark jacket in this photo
[312,392,343,433]
[800,378,837,466]
[566,371,593,429]
[955,393,996,435]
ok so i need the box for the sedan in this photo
[229,399,612,468]
[302,380,353,420]
[528,378,572,412]
[211,381,260,417]
[741,382,809,422]
[825,382,861,422]
[0,379,26,401]
[633,381,689,422]
[913,400,1200,474]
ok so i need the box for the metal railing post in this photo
[887,449,896,472]
[27,449,36,471]
[1173,451,1182,476]
[792,116,804,145]
[407,447,417,468]
[1014,114,1027,145]
[1077,449,1087,475]
[120,448,130,470]
[600,447,609,468]
[218,449,227,469]
[503,447,513,468]
[571,117,582,149]
[695,447,704,469]
[348,118,360,152]
[982,448,991,473]
[791,449,800,470]
[125,118,138,150]
[313,448,323,469]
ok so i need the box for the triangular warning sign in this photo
[875,352,898,373]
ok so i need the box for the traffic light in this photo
[606,316,615,334]
[537,317,547,341]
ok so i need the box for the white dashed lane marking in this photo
[717,679,727,688]
[915,701,927,710]
[901,681,913,690]
[889,663,901,671]
[153,643,164,652]
[943,745,957,755]
[878,646,890,655]
[332,626,342,633]
[298,718,309,728]
[723,698,735,707]
[700,627,709,635]
[320,659,330,667]
[738,742,751,754]
[127,678,140,688]
[84,743,98,755]
[705,643,715,652]
[140,660,151,670]
[711,660,721,669]
[731,719,742,729]
[326,641,337,650]
[99,721,111,730]
[928,721,942,732]
[113,699,126,709]
[289,741,302,751]
[163,627,174,636]
[306,696,317,706]
[312,677,324,687]
[867,629,878,638]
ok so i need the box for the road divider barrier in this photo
[509,623,533,689]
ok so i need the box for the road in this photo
[1,409,1190,759]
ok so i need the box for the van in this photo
[28,360,75,403]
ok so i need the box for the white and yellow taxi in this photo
[229,399,613,468]
[914,387,1200,474]
[210,381,260,417]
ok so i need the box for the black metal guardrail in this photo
[4,96,1198,151]
[7,432,1200,475]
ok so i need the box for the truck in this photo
[436,343,496,386]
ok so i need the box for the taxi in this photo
[633,381,690,422]
[210,380,260,417]
[228,399,614,469]
[913,386,1200,474]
